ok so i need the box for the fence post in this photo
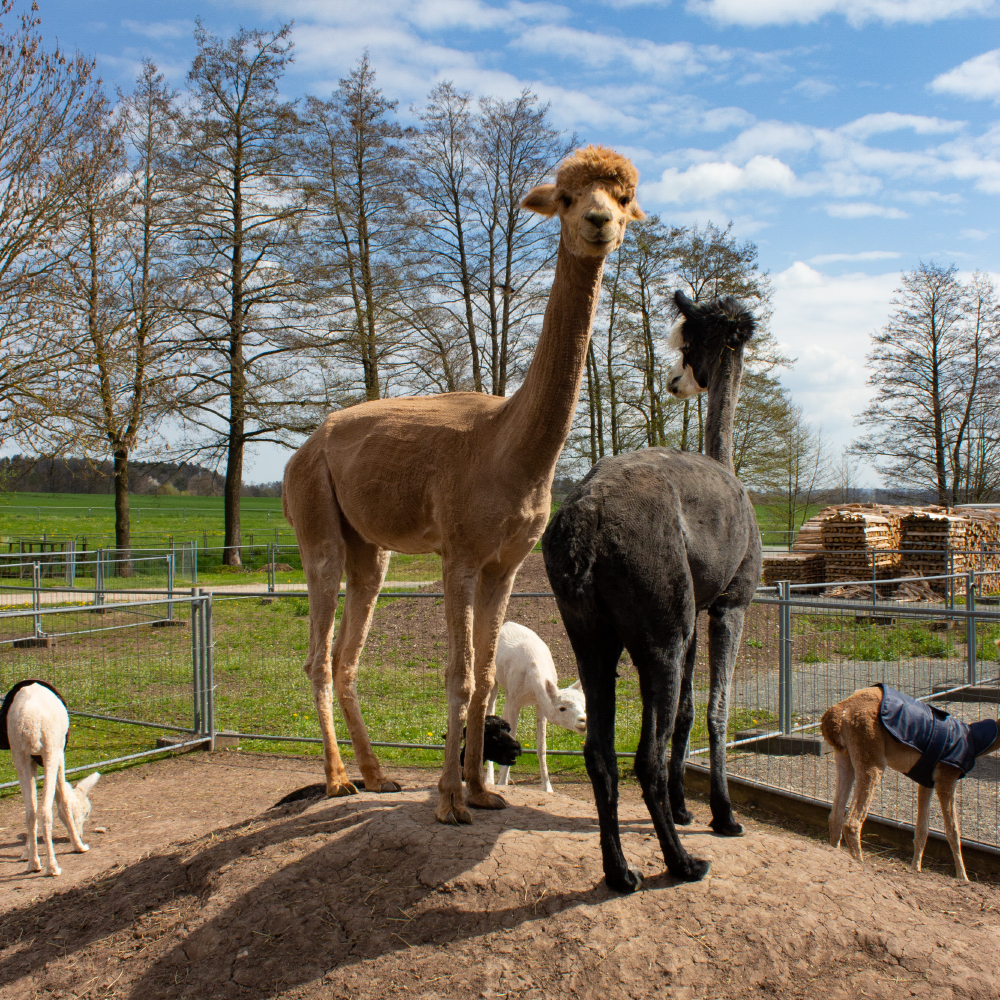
[967,569,977,688]
[948,548,955,610]
[871,549,877,609]
[33,561,41,636]
[66,540,75,587]
[191,589,202,735]
[778,580,792,734]
[95,548,104,608]
[192,539,198,587]
[166,551,175,622]
[205,593,215,750]
[268,543,275,594]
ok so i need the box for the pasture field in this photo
[0,491,817,551]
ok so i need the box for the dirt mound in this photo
[2,754,1000,999]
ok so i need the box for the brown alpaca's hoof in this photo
[467,790,507,810]
[436,792,473,825]
[326,781,359,798]
[377,780,402,793]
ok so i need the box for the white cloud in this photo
[930,49,1000,102]
[684,0,1000,26]
[794,78,837,99]
[808,251,901,263]
[961,227,992,238]
[514,27,732,81]
[644,154,799,203]
[838,112,966,139]
[771,263,899,466]
[121,19,193,40]
[825,202,909,218]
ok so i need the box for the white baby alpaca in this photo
[8,683,100,876]
[487,621,587,793]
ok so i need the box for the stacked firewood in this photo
[762,551,825,586]
[762,502,1000,593]
[822,507,901,581]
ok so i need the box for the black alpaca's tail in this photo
[542,494,600,603]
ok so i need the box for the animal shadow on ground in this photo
[0,792,700,998]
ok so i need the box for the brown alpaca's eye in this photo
[619,195,630,206]
[560,195,572,209]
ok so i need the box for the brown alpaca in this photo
[282,145,644,825]
[821,686,1000,880]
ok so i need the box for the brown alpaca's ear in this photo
[521,184,558,217]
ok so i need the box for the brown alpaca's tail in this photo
[820,704,845,752]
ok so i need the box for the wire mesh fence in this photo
[2,572,999,859]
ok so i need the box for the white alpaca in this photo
[7,683,100,876]
[486,621,587,793]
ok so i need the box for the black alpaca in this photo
[542,290,761,892]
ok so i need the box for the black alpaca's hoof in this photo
[671,857,711,882]
[710,817,744,837]
[672,806,694,826]
[605,866,643,894]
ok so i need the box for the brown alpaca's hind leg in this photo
[332,537,399,793]
[289,462,356,798]
[829,748,855,849]
[935,770,968,881]
[912,783,932,872]
[843,765,883,862]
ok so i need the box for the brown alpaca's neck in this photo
[704,345,744,473]
[496,238,604,479]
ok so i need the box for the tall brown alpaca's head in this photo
[521,145,645,259]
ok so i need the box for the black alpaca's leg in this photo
[667,632,697,826]
[563,611,637,893]
[633,652,711,883]
[706,606,746,836]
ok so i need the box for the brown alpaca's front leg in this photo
[912,783,932,872]
[464,564,516,811]
[935,769,968,881]
[829,749,855,848]
[843,765,883,862]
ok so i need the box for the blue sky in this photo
[35,0,1000,483]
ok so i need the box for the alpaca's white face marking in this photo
[667,357,705,399]
[667,316,686,350]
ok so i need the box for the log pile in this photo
[821,507,901,581]
[761,502,1000,594]
[762,551,825,587]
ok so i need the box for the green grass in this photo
[835,623,955,661]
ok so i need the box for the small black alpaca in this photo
[542,290,761,892]
[460,714,522,768]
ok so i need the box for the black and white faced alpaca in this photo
[1,681,100,876]
[542,289,761,893]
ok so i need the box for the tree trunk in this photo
[113,449,133,577]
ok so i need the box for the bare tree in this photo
[855,262,998,504]
[301,54,410,404]
[474,91,570,396]
[0,0,97,439]
[175,22,307,564]
[407,82,484,391]
[41,66,181,558]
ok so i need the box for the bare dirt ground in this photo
[3,751,1000,1000]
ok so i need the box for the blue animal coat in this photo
[876,683,999,788]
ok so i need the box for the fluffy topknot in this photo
[555,145,639,192]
